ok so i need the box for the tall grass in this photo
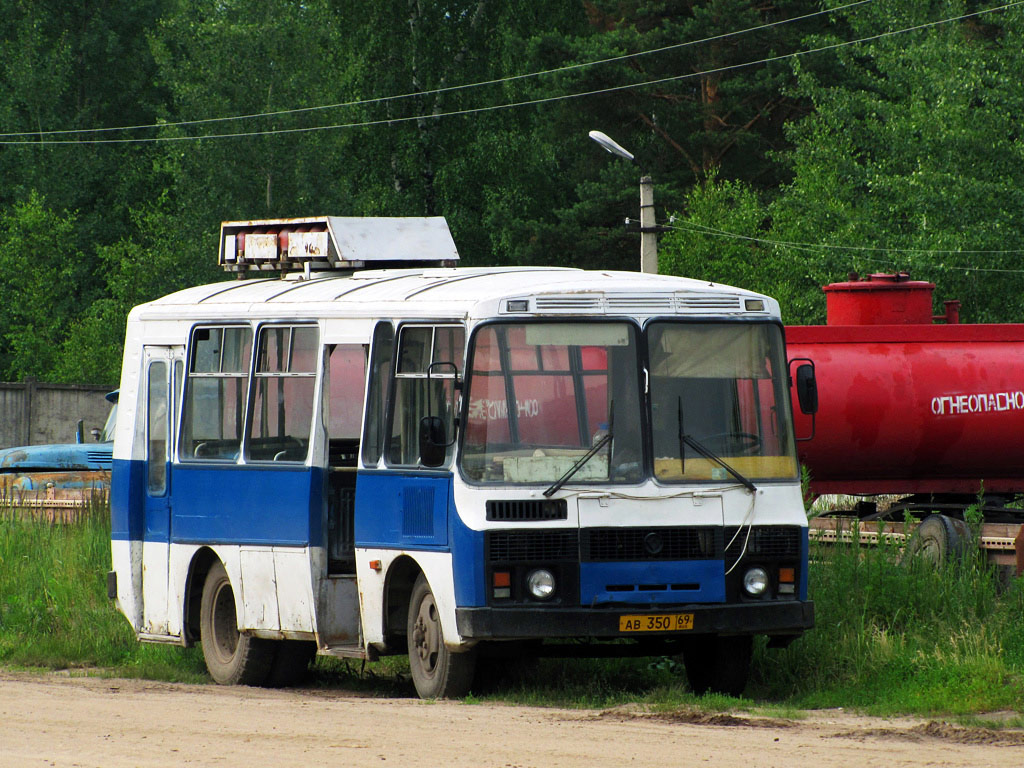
[2,504,1023,715]
[0,503,206,680]
[752,523,1024,714]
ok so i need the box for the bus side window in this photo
[326,343,367,467]
[146,361,169,495]
[181,326,252,461]
[361,322,394,468]
[387,324,465,467]
[247,326,318,462]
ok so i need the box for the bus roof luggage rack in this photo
[218,216,460,274]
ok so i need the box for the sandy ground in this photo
[1,672,1023,767]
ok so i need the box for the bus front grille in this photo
[486,530,578,562]
[486,499,567,522]
[581,527,717,561]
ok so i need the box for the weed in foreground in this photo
[752,528,1024,715]
[3,504,1024,717]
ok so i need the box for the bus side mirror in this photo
[789,358,817,442]
[419,416,447,468]
[795,363,818,415]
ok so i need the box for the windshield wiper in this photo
[543,403,614,498]
[677,397,756,493]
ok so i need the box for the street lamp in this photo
[588,130,657,274]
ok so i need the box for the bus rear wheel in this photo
[200,560,273,686]
[407,574,476,699]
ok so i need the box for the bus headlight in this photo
[742,567,769,597]
[526,569,556,600]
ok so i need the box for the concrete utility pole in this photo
[639,175,657,275]
[588,130,658,275]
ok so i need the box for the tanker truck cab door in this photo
[140,345,184,636]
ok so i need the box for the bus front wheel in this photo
[200,560,273,686]
[407,574,476,699]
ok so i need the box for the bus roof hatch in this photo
[218,216,460,274]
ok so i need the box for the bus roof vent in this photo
[218,216,460,274]
[605,295,675,313]
[534,295,603,312]
[675,294,743,313]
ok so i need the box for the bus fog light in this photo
[742,567,769,596]
[526,569,556,600]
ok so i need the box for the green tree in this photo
[500,0,851,271]
[771,1,1024,322]
[0,195,83,379]
[663,3,1024,323]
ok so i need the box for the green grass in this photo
[751,522,1024,715]
[3,504,1023,719]
[0,504,206,682]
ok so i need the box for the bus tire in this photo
[200,560,273,686]
[681,634,752,697]
[407,574,476,699]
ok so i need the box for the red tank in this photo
[787,274,1024,497]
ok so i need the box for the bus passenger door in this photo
[318,342,367,646]
[140,345,183,636]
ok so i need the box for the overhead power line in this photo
[1,1,1021,146]
[0,0,874,140]
[662,220,1024,256]
[661,222,1024,275]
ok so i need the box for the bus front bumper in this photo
[456,600,814,641]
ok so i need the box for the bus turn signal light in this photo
[493,571,511,599]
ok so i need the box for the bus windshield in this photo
[461,320,798,486]
[461,322,643,484]
[648,321,798,483]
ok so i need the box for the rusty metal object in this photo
[0,473,109,523]
[809,516,1022,572]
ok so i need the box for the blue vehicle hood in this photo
[0,442,113,471]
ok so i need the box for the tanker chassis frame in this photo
[808,514,1024,581]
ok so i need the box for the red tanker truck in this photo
[785,273,1024,574]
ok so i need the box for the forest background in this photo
[1,0,1023,386]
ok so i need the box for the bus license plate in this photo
[619,613,694,632]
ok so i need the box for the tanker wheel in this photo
[200,560,274,686]
[680,634,752,697]
[902,514,971,567]
[407,574,476,699]
[701,432,762,456]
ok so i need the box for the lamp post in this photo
[588,130,657,274]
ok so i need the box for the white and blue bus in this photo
[110,216,814,698]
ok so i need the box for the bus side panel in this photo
[353,471,450,550]
[274,547,316,633]
[111,458,145,542]
[353,472,461,646]
[239,546,281,630]
[355,549,458,647]
[450,510,486,608]
[800,529,809,600]
[111,458,146,631]
[169,465,324,546]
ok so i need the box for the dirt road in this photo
[1,672,1022,767]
